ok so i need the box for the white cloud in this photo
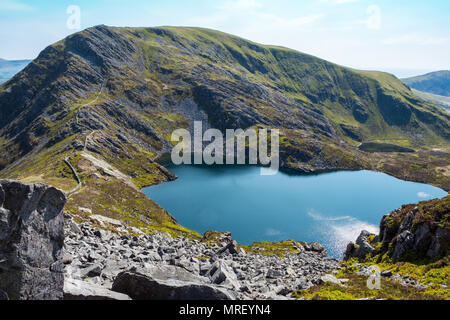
[0,0,33,11]
[382,34,450,46]
[189,1,324,30]
[188,14,230,26]
[220,0,262,10]
[189,0,262,26]
[257,13,324,28]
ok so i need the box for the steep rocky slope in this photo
[0,25,449,233]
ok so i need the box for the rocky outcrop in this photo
[344,230,376,260]
[345,196,450,262]
[0,180,66,300]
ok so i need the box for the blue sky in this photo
[1,0,449,77]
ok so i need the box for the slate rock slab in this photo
[0,180,66,300]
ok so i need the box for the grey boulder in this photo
[206,260,241,290]
[112,265,235,300]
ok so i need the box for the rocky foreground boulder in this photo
[112,266,235,300]
[345,195,450,262]
[0,180,66,300]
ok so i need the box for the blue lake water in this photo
[144,166,447,259]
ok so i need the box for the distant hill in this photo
[0,58,31,84]
[412,89,450,113]
[403,70,450,97]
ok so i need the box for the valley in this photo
[0,25,449,301]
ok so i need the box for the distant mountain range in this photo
[403,70,450,97]
[0,58,31,84]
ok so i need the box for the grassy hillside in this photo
[403,70,450,97]
[0,25,449,234]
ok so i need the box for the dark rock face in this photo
[112,266,234,300]
[387,211,449,262]
[377,88,412,126]
[340,124,363,142]
[0,180,66,300]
